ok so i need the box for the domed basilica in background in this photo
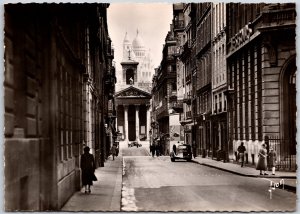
[116,29,154,92]
[114,30,154,144]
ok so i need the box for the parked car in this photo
[170,144,192,162]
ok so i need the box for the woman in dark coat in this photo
[256,144,268,175]
[81,146,96,194]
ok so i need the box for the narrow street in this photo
[61,145,296,212]
[121,151,296,212]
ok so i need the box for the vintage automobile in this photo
[170,144,192,162]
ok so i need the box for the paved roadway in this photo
[121,146,296,212]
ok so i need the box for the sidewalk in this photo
[192,156,297,191]
[61,155,123,211]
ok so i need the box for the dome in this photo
[132,29,145,50]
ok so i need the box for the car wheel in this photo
[171,158,175,162]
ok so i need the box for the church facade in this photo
[115,30,153,144]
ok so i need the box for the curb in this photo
[191,160,297,192]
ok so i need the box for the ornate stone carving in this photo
[119,88,145,97]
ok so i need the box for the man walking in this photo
[111,144,117,160]
[237,142,246,167]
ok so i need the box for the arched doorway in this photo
[281,56,296,156]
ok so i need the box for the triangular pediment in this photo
[115,86,151,98]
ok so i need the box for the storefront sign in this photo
[229,24,253,53]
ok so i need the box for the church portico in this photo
[116,100,151,144]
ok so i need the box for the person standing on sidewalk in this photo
[268,147,277,175]
[116,145,119,157]
[256,144,268,175]
[111,144,117,160]
[81,146,96,194]
[150,144,155,157]
[173,143,177,156]
[237,142,246,167]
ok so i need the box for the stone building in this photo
[115,31,152,145]
[4,4,115,210]
[226,3,296,170]
[194,3,213,158]
[179,3,196,149]
[152,26,181,155]
[211,3,228,160]
[171,3,186,145]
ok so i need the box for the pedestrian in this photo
[151,144,155,157]
[156,144,160,157]
[237,142,246,167]
[256,144,268,175]
[268,147,277,175]
[173,143,177,156]
[116,145,119,157]
[80,146,96,194]
[192,141,196,158]
[111,144,117,160]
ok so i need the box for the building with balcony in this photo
[151,26,182,155]
[226,3,296,170]
[4,3,114,210]
[172,3,185,144]
[179,3,197,151]
[194,3,213,158]
[211,3,228,161]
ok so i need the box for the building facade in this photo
[194,3,213,158]
[171,3,186,145]
[211,3,228,160]
[152,25,182,155]
[4,4,115,210]
[169,3,296,170]
[179,3,196,150]
[115,31,152,145]
[226,3,296,170]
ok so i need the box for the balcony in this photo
[179,40,191,60]
[186,111,192,119]
[166,54,175,61]
[185,73,192,84]
[174,20,185,31]
[169,90,177,99]
[172,100,183,113]
[104,73,116,89]
[260,7,296,29]
[107,46,114,59]
[183,94,191,105]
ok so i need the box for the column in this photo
[135,105,140,142]
[124,105,128,142]
[146,105,151,140]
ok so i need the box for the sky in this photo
[107,3,173,72]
